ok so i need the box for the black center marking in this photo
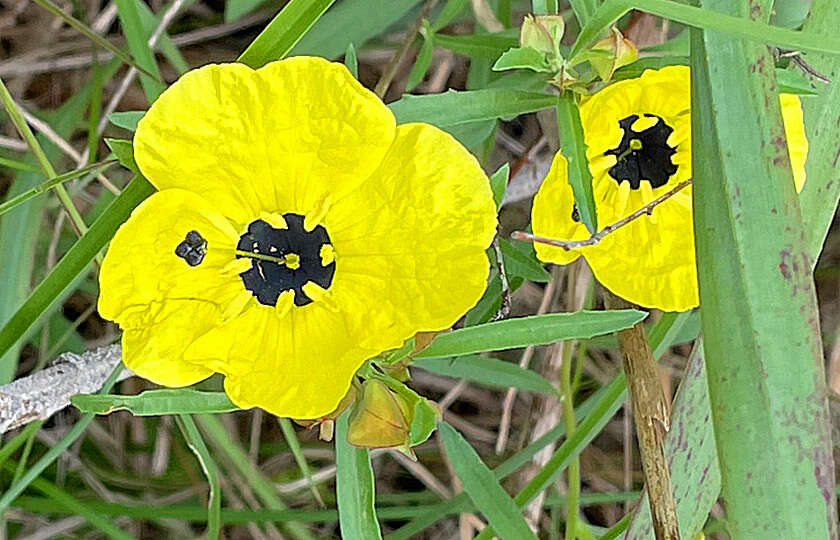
[237,214,336,307]
[175,230,207,267]
[604,114,678,189]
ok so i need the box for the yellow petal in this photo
[780,93,808,193]
[134,57,397,225]
[325,123,498,348]
[186,304,378,419]
[99,189,241,323]
[121,300,216,386]
[531,151,588,265]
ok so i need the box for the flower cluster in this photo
[99,57,497,419]
[532,65,807,311]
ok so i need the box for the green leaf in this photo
[72,389,239,416]
[389,89,556,127]
[0,156,39,174]
[571,0,840,63]
[344,43,358,78]
[493,47,553,72]
[177,415,221,540]
[797,0,840,262]
[555,93,597,234]
[392,384,439,447]
[690,5,835,536]
[416,310,647,358]
[406,25,435,91]
[439,422,538,540]
[434,32,519,59]
[113,0,166,101]
[414,355,558,395]
[498,238,551,282]
[225,0,266,22]
[431,0,470,31]
[0,177,155,369]
[291,0,422,59]
[490,163,510,209]
[108,110,144,131]
[104,138,139,174]
[335,412,383,540]
[238,0,338,68]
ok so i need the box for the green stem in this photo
[562,266,580,540]
[177,415,221,540]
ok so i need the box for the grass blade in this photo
[690,2,836,536]
[278,418,325,506]
[238,0,338,68]
[30,0,161,82]
[335,412,383,540]
[439,422,538,540]
[196,414,317,540]
[72,389,239,415]
[0,362,123,515]
[113,0,166,101]
[415,310,647,358]
[0,177,155,369]
[0,156,40,173]
[178,415,221,540]
[0,160,116,219]
[2,460,137,540]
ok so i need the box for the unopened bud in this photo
[347,380,412,449]
[520,14,565,57]
[589,27,639,81]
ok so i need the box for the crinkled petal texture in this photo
[533,66,807,312]
[133,56,396,225]
[99,189,242,386]
[101,57,496,419]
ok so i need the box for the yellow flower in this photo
[98,57,497,418]
[532,65,806,311]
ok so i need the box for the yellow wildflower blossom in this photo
[99,57,497,418]
[532,65,806,311]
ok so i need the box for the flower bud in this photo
[520,14,565,57]
[346,380,412,448]
[589,27,639,81]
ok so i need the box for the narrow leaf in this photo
[178,415,221,540]
[414,355,558,395]
[416,310,647,358]
[108,111,145,131]
[389,89,556,127]
[72,389,239,416]
[490,163,510,209]
[113,0,166,101]
[105,138,139,173]
[439,422,538,540]
[238,0,338,67]
[556,93,597,234]
[336,412,383,540]
[434,32,519,58]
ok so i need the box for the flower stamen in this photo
[236,214,336,307]
[604,114,677,189]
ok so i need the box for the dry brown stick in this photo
[373,0,441,98]
[605,292,679,540]
[512,179,692,250]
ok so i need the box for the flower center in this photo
[604,114,677,189]
[236,214,336,307]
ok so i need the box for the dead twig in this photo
[512,179,692,250]
[0,344,131,434]
[605,292,679,540]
